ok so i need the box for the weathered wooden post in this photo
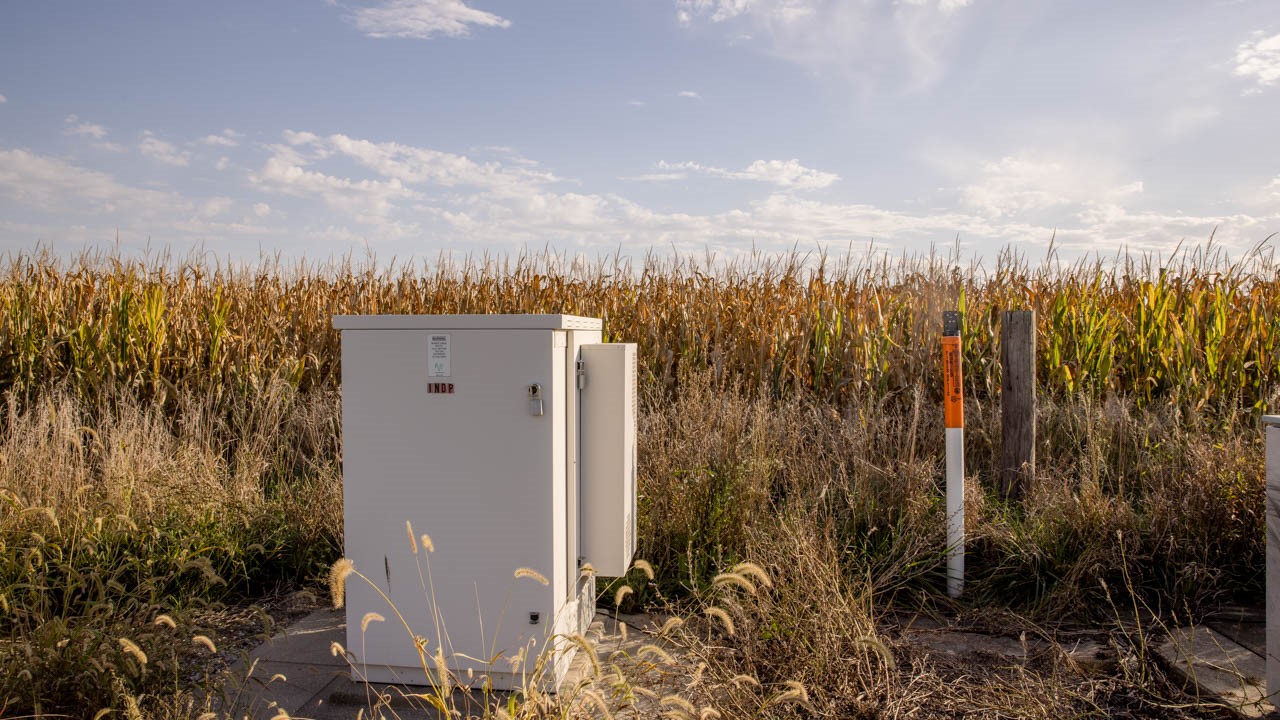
[1265,414,1280,699]
[942,311,965,598]
[1000,310,1036,501]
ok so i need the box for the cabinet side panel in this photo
[579,343,638,577]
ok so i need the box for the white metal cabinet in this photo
[335,315,602,689]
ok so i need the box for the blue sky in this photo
[0,0,1278,263]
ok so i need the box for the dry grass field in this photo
[1,242,1277,718]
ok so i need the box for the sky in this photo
[0,0,1278,264]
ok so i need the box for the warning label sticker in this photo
[428,334,451,377]
[942,335,963,428]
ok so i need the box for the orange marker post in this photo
[942,311,965,598]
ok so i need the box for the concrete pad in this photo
[1058,637,1119,676]
[219,607,664,719]
[903,628,1043,663]
[220,609,446,720]
[223,660,350,719]
[251,608,350,668]
[1156,625,1275,718]
[1211,619,1268,658]
[903,627,1121,677]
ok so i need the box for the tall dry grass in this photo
[635,367,1266,614]
[0,381,341,715]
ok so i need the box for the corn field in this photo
[1,245,1277,424]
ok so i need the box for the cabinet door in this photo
[341,328,559,678]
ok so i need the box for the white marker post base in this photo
[1265,415,1280,700]
[946,426,965,599]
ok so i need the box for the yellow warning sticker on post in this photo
[942,336,963,428]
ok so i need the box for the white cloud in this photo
[201,129,242,147]
[0,147,295,247]
[627,99,646,107]
[201,197,233,218]
[650,158,840,190]
[66,123,108,140]
[619,172,688,182]
[0,93,7,104]
[63,114,108,140]
[349,0,510,39]
[676,0,975,91]
[732,159,839,189]
[251,145,416,224]
[1163,105,1220,139]
[0,148,184,215]
[1235,31,1280,91]
[900,0,972,12]
[139,131,191,167]
[4,121,1274,262]
[955,153,1143,218]
[282,130,558,188]
[678,90,701,99]
[215,156,231,171]
[1068,203,1278,253]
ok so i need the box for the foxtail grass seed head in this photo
[514,567,549,585]
[658,616,685,637]
[660,695,697,719]
[123,693,143,720]
[730,674,760,688]
[330,641,345,657]
[269,673,287,684]
[153,614,176,629]
[704,606,735,636]
[118,637,147,665]
[854,635,895,669]
[765,680,809,707]
[700,708,722,720]
[580,561,597,577]
[433,648,451,694]
[328,558,354,609]
[568,633,600,678]
[631,559,654,580]
[192,635,217,653]
[712,571,756,595]
[420,533,434,552]
[182,557,225,586]
[614,585,633,606]
[361,611,385,632]
[731,561,772,589]
[637,643,674,664]
[581,689,613,720]
[406,520,418,554]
